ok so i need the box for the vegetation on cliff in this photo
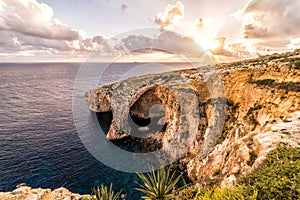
[135,166,182,200]
[92,183,121,200]
[179,144,300,200]
[241,144,300,199]
[89,143,299,199]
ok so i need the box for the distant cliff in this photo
[86,49,300,187]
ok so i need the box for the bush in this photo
[180,186,257,200]
[251,79,276,87]
[295,61,300,70]
[180,144,300,200]
[195,186,257,200]
[92,183,121,200]
[135,166,182,200]
[241,144,300,199]
[90,145,299,200]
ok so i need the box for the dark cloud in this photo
[121,31,208,60]
[121,34,153,51]
[243,24,268,39]
[120,4,128,12]
[0,31,74,53]
[239,0,300,39]
[253,39,291,53]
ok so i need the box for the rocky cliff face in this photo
[85,50,300,187]
[186,50,300,187]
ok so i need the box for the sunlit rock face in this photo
[187,50,300,187]
[85,66,228,162]
[0,185,92,200]
[86,49,300,186]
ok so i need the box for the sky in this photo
[0,0,300,62]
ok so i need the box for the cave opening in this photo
[95,87,168,153]
[96,111,113,134]
[129,115,151,127]
[128,87,167,138]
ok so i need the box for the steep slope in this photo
[85,50,300,186]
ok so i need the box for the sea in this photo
[0,62,199,199]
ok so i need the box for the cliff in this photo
[85,49,300,187]
[1,50,299,200]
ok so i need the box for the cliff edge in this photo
[85,49,300,187]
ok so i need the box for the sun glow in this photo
[194,37,219,51]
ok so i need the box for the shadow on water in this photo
[96,111,113,134]
[95,111,166,153]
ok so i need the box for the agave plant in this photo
[135,166,183,200]
[92,183,121,200]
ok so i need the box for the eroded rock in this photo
[85,49,300,187]
[0,186,92,200]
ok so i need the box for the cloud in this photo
[120,31,210,62]
[288,38,300,50]
[0,0,116,61]
[1,0,205,62]
[210,37,234,57]
[154,1,184,29]
[229,0,300,56]
[195,17,204,29]
[209,37,254,61]
[0,0,79,40]
[120,4,128,12]
[68,0,77,5]
[235,0,300,39]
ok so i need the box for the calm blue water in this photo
[0,63,148,199]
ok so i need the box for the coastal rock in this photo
[187,111,300,188]
[0,186,92,200]
[85,49,300,187]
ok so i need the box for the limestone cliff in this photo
[85,50,300,187]
[187,51,300,187]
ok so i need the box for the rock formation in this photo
[0,185,92,200]
[2,50,299,199]
[85,49,300,187]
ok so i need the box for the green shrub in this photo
[250,79,300,92]
[241,144,300,199]
[179,188,199,200]
[212,167,221,176]
[135,166,182,200]
[195,186,257,200]
[92,183,121,200]
[295,61,300,70]
[252,79,275,87]
[179,144,300,200]
[180,186,257,200]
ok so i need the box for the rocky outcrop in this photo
[0,185,92,200]
[187,111,300,188]
[85,49,300,187]
[85,66,228,161]
[189,50,300,187]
